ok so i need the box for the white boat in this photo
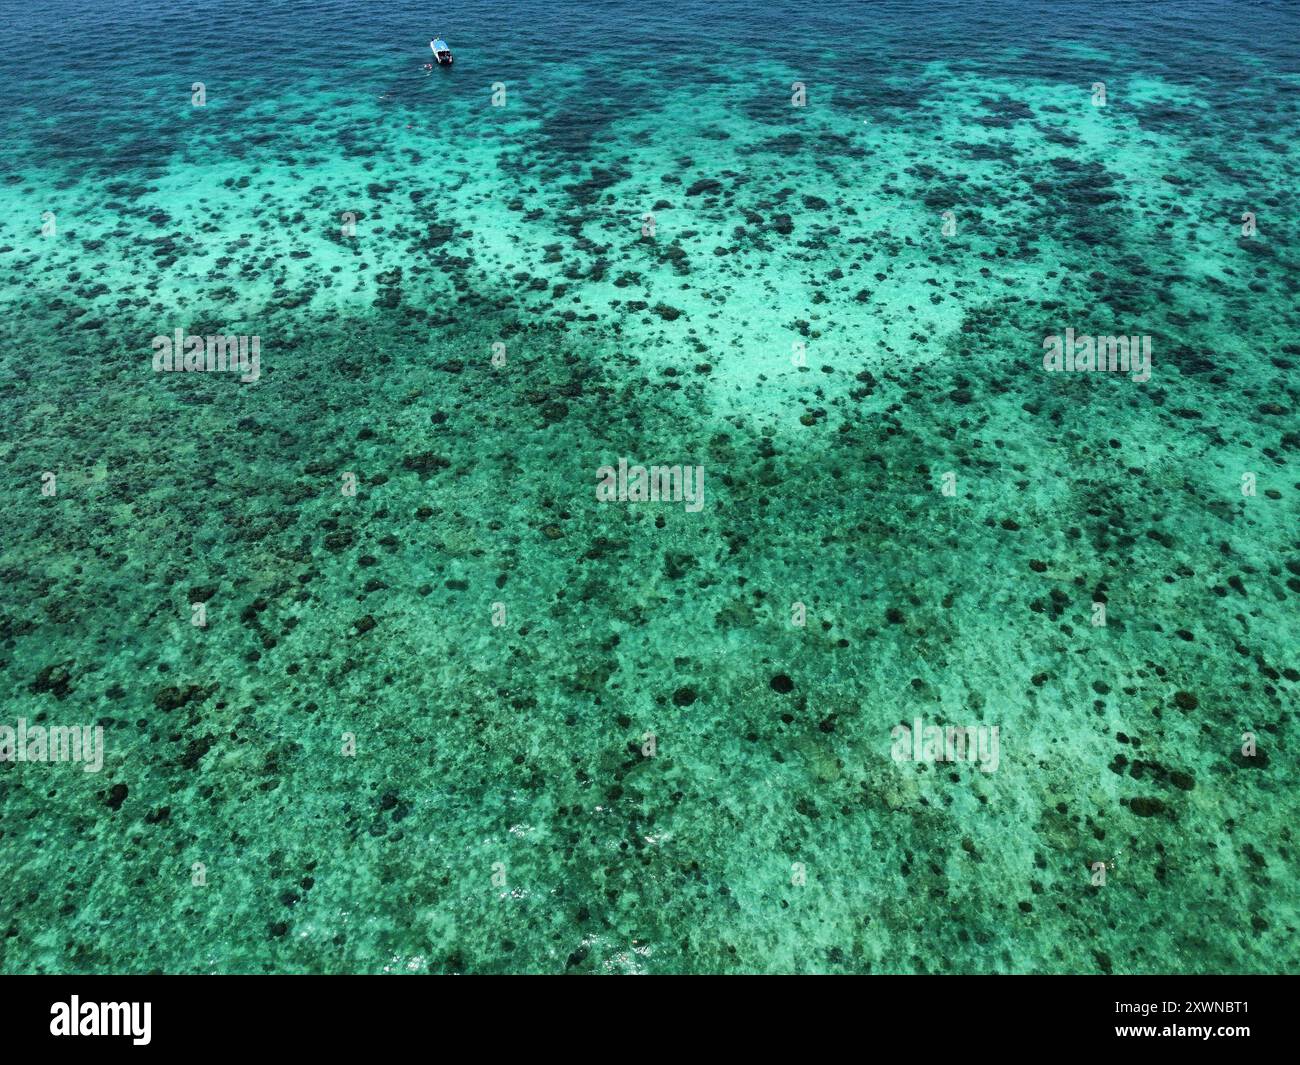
[430,37,453,65]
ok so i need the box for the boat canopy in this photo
[432,38,450,51]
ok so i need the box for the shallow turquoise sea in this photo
[0,0,1296,973]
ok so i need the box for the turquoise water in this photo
[0,0,1296,973]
